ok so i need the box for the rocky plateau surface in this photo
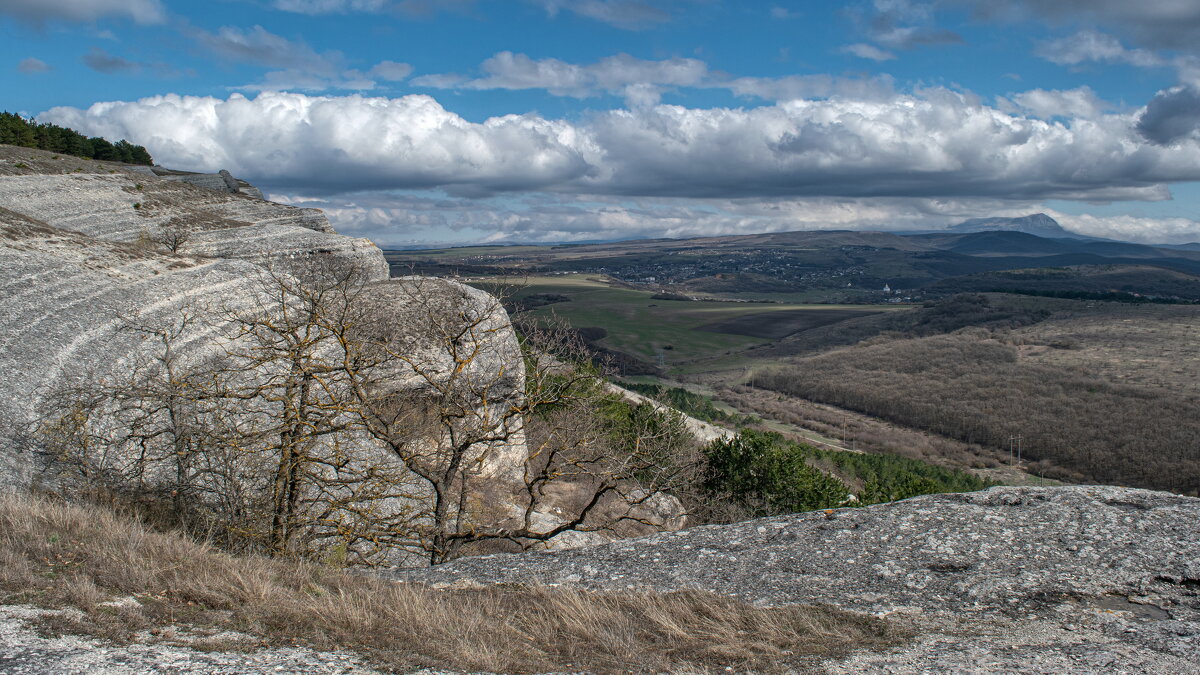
[1,485,1194,673]
[396,485,1200,673]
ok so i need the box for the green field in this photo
[473,274,910,374]
[384,246,550,261]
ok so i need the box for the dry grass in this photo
[0,492,903,673]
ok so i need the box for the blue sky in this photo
[5,1,1200,246]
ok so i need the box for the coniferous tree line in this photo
[0,112,153,165]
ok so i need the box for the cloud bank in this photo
[40,89,1200,202]
[272,191,1200,247]
[39,89,1200,244]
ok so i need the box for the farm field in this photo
[697,307,882,339]
[471,274,910,372]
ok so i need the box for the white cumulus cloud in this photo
[41,92,596,195]
[39,89,1200,204]
[1002,86,1113,120]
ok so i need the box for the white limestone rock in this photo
[0,147,518,494]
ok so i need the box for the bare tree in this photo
[211,261,428,558]
[36,303,259,542]
[37,264,698,566]
[157,226,190,254]
[351,279,696,563]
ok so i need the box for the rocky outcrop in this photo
[0,605,384,675]
[397,485,1200,673]
[0,146,502,494]
[0,146,380,274]
[126,165,266,199]
[0,145,686,561]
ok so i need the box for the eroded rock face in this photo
[0,146,687,561]
[397,486,1200,672]
[0,148,379,278]
[0,211,267,489]
[0,147,506,493]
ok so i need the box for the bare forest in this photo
[750,329,1200,495]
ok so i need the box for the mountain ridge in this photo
[946,212,1094,239]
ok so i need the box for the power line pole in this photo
[1017,434,1023,466]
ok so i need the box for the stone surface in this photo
[394,485,1200,673]
[0,211,267,489]
[0,605,384,674]
[0,146,372,273]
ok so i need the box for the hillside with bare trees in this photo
[749,311,1200,494]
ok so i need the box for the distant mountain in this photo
[941,230,1078,256]
[946,213,1092,240]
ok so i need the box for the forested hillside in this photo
[0,112,152,165]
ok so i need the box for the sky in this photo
[4,1,1200,246]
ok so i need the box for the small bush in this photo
[704,430,850,517]
[703,429,991,519]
